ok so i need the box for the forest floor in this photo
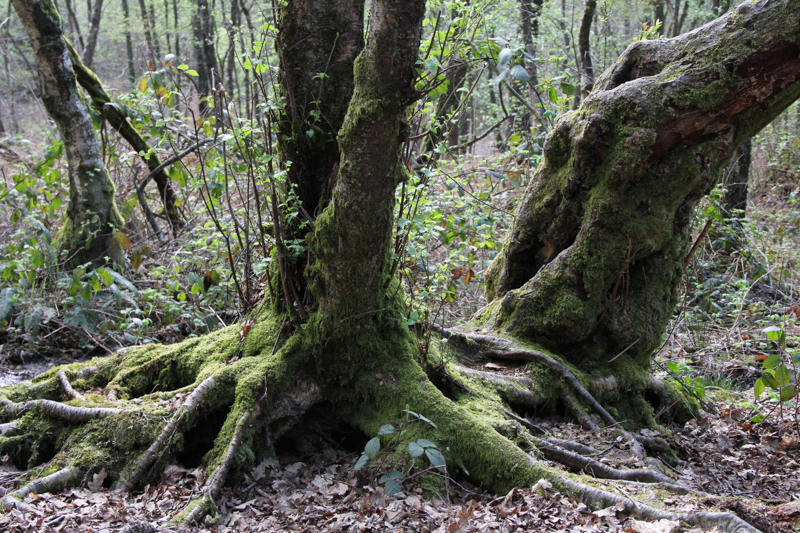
[1,350,798,532]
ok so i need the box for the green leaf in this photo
[754,378,765,399]
[98,268,114,287]
[80,284,92,301]
[408,442,424,458]
[243,59,252,70]
[560,82,576,95]
[761,373,779,390]
[177,64,189,71]
[763,355,782,371]
[763,326,785,344]
[387,470,404,480]
[0,288,17,323]
[509,64,529,83]
[403,409,437,428]
[416,438,436,449]
[378,424,395,435]
[774,365,791,387]
[425,448,446,471]
[186,70,199,77]
[497,48,513,68]
[384,479,402,496]
[364,437,380,459]
[354,453,369,471]
[779,385,797,402]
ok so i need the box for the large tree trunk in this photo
[484,0,800,372]
[1,3,798,532]
[10,0,123,268]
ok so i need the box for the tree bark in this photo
[485,0,800,369]
[82,0,103,67]
[578,0,596,100]
[137,0,157,59]
[519,0,544,129]
[11,0,123,268]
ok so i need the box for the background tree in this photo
[9,0,123,268]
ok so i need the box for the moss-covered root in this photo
[1,467,79,511]
[184,407,261,525]
[120,375,221,491]
[180,378,322,525]
[556,476,761,533]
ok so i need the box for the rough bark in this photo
[578,0,596,100]
[82,0,103,67]
[10,0,123,268]
[484,0,800,371]
[67,42,184,233]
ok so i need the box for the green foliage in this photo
[353,410,447,497]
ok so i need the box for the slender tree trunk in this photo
[120,0,136,87]
[82,0,103,67]
[11,0,123,268]
[163,0,172,53]
[2,4,18,133]
[137,0,157,59]
[192,3,210,113]
[578,0,596,100]
[147,0,161,58]
[519,0,544,129]
[722,139,751,219]
[485,0,800,369]
[172,0,180,59]
[197,0,218,84]
[63,0,85,50]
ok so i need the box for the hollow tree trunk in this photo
[82,0,103,67]
[10,0,123,268]
[484,0,800,373]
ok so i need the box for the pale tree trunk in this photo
[82,0,103,67]
[485,0,800,373]
[11,0,123,268]
[578,0,596,100]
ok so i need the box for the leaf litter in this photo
[1,394,799,533]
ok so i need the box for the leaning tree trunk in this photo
[10,0,123,268]
[67,42,184,234]
[484,0,800,375]
[1,3,798,532]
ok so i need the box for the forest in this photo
[0,0,799,531]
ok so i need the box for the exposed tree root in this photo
[555,475,761,533]
[185,407,262,525]
[121,375,222,491]
[1,467,79,511]
[57,370,83,400]
[0,398,122,421]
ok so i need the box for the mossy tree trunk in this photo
[1,2,798,531]
[10,0,123,269]
[484,0,800,373]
